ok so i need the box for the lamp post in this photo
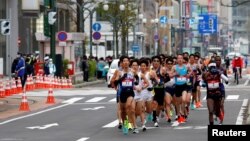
[103,3,125,58]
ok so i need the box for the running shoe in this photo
[133,128,139,134]
[154,122,159,127]
[118,123,122,129]
[142,125,147,131]
[191,103,195,110]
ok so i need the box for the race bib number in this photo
[177,77,187,82]
[122,80,132,87]
[207,82,219,89]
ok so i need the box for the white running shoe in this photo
[154,122,159,127]
[142,125,147,131]
[133,128,139,134]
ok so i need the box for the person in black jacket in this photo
[81,55,89,82]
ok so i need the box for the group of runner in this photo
[110,52,228,134]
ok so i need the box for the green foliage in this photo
[88,59,97,78]
[63,59,69,78]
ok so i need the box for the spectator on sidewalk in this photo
[244,56,248,68]
[225,56,230,70]
[48,59,56,76]
[97,57,106,79]
[15,53,26,88]
[44,56,50,76]
[81,55,89,82]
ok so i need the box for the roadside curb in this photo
[73,80,106,88]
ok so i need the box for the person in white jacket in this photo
[48,59,56,76]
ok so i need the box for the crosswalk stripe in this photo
[62,97,84,104]
[102,119,118,128]
[76,137,89,141]
[226,95,239,100]
[109,98,116,102]
[85,97,106,103]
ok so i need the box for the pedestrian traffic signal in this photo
[1,20,10,35]
[48,11,56,25]
[209,19,213,28]
[181,17,185,28]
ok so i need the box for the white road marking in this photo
[108,98,116,102]
[102,119,118,128]
[0,104,70,125]
[76,137,89,141]
[81,106,105,111]
[226,95,239,100]
[62,97,84,104]
[194,126,207,129]
[174,126,192,130]
[171,121,180,127]
[85,97,106,103]
[195,107,207,110]
[244,79,249,86]
[202,96,206,101]
[236,99,248,125]
[26,123,59,130]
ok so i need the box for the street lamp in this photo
[103,2,125,58]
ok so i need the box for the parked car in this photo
[106,59,119,87]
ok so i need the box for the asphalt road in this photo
[0,77,249,141]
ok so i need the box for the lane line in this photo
[0,104,69,125]
[76,137,89,141]
[174,126,192,130]
[85,97,106,103]
[102,119,118,128]
[236,99,248,125]
[0,97,83,125]
[194,126,207,129]
[226,95,239,100]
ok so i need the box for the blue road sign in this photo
[131,45,140,52]
[92,32,101,40]
[57,31,67,41]
[92,23,101,31]
[198,14,217,34]
[154,34,159,41]
[160,16,168,24]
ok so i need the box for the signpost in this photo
[92,32,101,40]
[57,31,67,41]
[198,14,217,34]
[92,23,101,32]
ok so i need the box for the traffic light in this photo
[181,16,185,28]
[1,20,10,35]
[209,19,213,28]
[48,11,57,25]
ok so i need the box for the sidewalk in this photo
[0,79,106,120]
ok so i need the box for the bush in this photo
[63,59,69,78]
[88,59,97,78]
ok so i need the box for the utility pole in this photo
[50,0,56,63]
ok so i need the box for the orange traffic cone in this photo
[46,87,55,104]
[16,77,22,94]
[5,82,11,96]
[19,91,30,111]
[68,77,73,88]
[0,82,5,98]
[11,78,17,95]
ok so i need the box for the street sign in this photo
[57,31,67,41]
[92,32,101,40]
[198,14,217,34]
[154,34,159,41]
[168,19,179,24]
[92,23,101,32]
[160,16,168,24]
[163,36,168,44]
[131,45,140,52]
